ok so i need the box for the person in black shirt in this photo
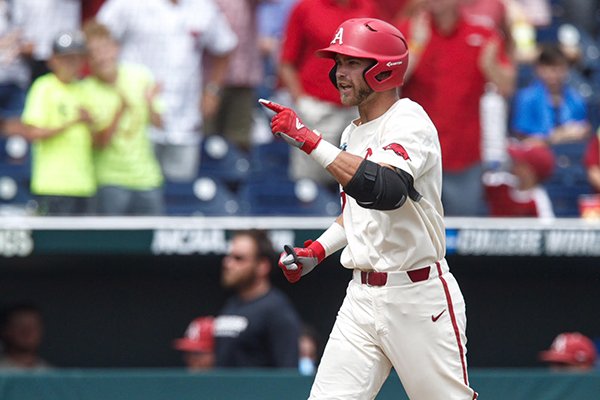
[214,229,301,368]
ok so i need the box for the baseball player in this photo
[260,18,477,400]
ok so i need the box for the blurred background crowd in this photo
[1,0,600,218]
[1,0,600,375]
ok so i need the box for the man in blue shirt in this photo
[511,44,590,144]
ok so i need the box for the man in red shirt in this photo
[398,0,515,216]
[279,0,378,186]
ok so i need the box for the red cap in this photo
[539,332,598,367]
[173,317,215,353]
[508,142,555,182]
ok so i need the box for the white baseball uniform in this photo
[309,99,477,399]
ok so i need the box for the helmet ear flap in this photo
[328,64,338,89]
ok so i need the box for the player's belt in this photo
[353,261,447,287]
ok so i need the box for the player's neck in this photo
[357,91,398,124]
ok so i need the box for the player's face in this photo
[334,54,374,107]
[221,235,260,291]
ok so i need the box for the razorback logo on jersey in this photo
[383,143,410,160]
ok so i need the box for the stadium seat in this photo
[0,175,30,203]
[238,178,341,216]
[0,136,30,180]
[163,176,240,216]
[544,142,592,217]
[199,136,250,183]
[248,140,290,180]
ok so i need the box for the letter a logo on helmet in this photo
[331,28,344,45]
[315,18,409,92]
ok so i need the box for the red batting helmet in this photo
[539,332,598,368]
[316,18,409,92]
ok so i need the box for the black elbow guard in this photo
[343,160,420,210]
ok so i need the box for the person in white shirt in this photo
[260,18,477,400]
[11,0,80,81]
[97,0,237,182]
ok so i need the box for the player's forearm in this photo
[325,150,365,187]
[316,218,347,258]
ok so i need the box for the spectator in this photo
[375,0,411,23]
[0,0,29,137]
[483,140,555,217]
[0,304,51,370]
[278,0,378,187]
[81,21,164,216]
[11,0,81,82]
[21,30,95,216]
[399,0,515,216]
[511,43,591,145]
[173,316,215,371]
[214,229,301,368]
[539,332,598,371]
[584,130,600,193]
[298,325,320,376]
[97,0,237,182]
[203,0,264,152]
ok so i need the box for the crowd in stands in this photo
[1,0,600,218]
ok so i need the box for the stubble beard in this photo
[341,85,374,107]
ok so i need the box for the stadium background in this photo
[0,217,600,399]
[2,0,600,398]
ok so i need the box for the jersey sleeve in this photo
[368,107,435,180]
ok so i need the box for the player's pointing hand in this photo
[258,98,286,113]
[278,241,325,283]
[258,98,322,154]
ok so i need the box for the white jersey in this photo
[98,0,237,145]
[12,0,80,61]
[339,98,446,272]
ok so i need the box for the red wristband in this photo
[308,240,326,263]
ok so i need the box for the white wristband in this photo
[310,138,342,168]
[316,222,347,258]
